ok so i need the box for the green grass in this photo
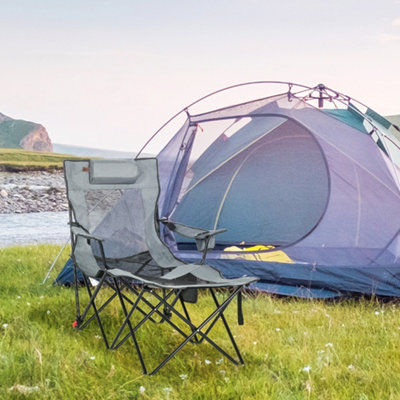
[1,245,400,399]
[0,148,85,170]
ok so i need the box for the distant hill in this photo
[53,143,137,158]
[0,112,52,152]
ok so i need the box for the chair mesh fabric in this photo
[65,159,181,274]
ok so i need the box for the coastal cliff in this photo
[0,112,52,152]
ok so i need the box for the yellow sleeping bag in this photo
[222,244,294,264]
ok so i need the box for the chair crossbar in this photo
[111,282,245,375]
[73,273,166,343]
[111,288,190,350]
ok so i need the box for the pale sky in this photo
[1,0,400,152]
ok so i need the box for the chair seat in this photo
[108,265,257,289]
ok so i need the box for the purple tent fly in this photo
[136,82,400,298]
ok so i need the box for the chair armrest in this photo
[71,225,107,270]
[194,229,227,241]
[159,218,226,263]
[160,218,226,245]
[159,218,207,238]
[71,226,104,243]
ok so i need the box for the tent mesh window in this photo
[171,116,330,248]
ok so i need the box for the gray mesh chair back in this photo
[65,158,184,277]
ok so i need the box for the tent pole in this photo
[42,238,69,284]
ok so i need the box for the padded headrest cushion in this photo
[89,159,138,184]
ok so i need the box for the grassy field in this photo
[0,148,84,170]
[1,245,400,399]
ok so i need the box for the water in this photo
[0,211,70,248]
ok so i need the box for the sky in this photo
[1,0,400,152]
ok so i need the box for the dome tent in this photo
[136,82,400,298]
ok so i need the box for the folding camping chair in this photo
[64,158,258,375]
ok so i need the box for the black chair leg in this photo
[209,288,244,364]
[113,278,148,374]
[78,274,110,349]
[115,286,245,375]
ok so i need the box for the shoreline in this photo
[0,164,63,172]
[0,169,68,214]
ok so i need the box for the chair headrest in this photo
[89,159,138,184]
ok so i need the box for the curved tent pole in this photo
[136,78,400,196]
[135,81,317,158]
[137,80,398,160]
[136,78,400,193]
[136,80,387,158]
[136,78,400,214]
